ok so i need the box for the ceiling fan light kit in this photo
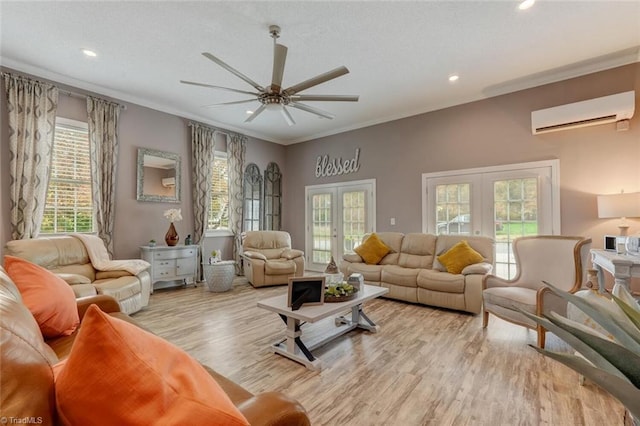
[180,24,359,126]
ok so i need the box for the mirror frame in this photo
[136,148,181,203]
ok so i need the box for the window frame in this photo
[40,117,95,235]
[205,150,233,237]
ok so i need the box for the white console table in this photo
[590,249,640,293]
[140,245,198,293]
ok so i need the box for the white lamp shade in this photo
[597,192,640,218]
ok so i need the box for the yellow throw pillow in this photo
[354,233,391,265]
[437,240,484,274]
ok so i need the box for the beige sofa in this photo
[242,231,305,287]
[5,236,151,315]
[340,232,494,314]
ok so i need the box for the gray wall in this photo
[0,68,286,260]
[283,63,640,267]
[2,64,639,290]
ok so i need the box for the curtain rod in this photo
[61,89,127,110]
[188,121,231,138]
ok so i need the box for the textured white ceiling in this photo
[1,1,639,144]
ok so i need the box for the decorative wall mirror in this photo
[243,163,263,231]
[136,148,181,203]
[264,162,282,231]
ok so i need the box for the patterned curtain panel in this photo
[190,122,216,280]
[2,72,58,240]
[87,96,121,257]
[227,133,246,274]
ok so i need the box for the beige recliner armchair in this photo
[242,231,305,287]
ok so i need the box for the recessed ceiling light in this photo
[246,110,254,115]
[518,0,535,10]
[448,75,459,82]
[81,48,97,57]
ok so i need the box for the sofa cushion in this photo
[397,233,437,269]
[381,265,419,288]
[4,256,80,338]
[345,263,384,283]
[93,277,141,301]
[55,305,250,426]
[355,233,391,265]
[436,240,484,274]
[373,232,404,265]
[1,266,60,425]
[417,269,465,293]
[264,260,296,275]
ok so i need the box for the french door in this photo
[423,160,560,279]
[305,180,376,272]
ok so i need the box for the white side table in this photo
[140,245,199,293]
[202,261,236,292]
[590,249,640,293]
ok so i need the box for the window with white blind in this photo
[41,118,94,234]
[207,152,229,230]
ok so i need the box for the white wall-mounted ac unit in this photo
[531,90,635,135]
[161,177,176,187]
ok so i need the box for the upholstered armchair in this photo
[482,235,591,348]
[242,231,305,287]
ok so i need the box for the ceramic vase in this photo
[165,222,179,246]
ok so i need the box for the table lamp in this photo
[597,191,640,236]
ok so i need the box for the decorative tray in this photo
[324,284,359,303]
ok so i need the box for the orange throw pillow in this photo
[4,255,79,338]
[55,305,249,426]
[354,233,391,265]
[437,240,484,274]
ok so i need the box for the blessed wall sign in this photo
[315,148,361,178]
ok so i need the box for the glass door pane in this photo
[341,189,367,254]
[493,177,539,279]
[435,183,471,235]
[310,191,335,269]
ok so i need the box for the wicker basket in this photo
[203,261,236,292]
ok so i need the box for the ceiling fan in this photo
[180,25,359,126]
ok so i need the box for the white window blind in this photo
[207,153,229,230]
[41,119,94,233]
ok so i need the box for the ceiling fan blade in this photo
[281,106,295,126]
[290,94,359,102]
[180,80,258,96]
[289,102,335,120]
[202,52,265,92]
[283,66,350,96]
[201,99,257,108]
[271,44,288,93]
[244,104,267,123]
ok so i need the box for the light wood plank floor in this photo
[133,278,623,426]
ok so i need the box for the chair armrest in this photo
[95,270,133,280]
[77,295,121,319]
[281,249,304,260]
[243,251,267,261]
[343,253,363,263]
[236,391,310,426]
[462,262,493,276]
[482,274,513,290]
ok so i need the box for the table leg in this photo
[593,263,606,294]
[335,304,380,333]
[272,314,321,370]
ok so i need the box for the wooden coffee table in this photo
[257,284,388,370]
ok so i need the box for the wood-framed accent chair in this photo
[482,235,592,348]
[242,231,305,287]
